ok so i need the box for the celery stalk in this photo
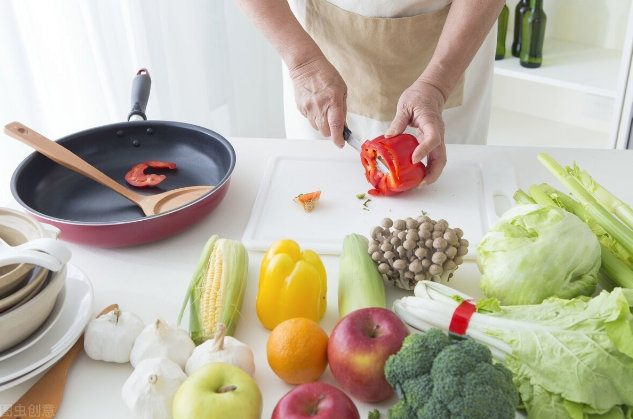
[567,162,633,230]
[538,153,633,257]
[599,243,633,288]
[528,184,558,207]
[513,189,535,205]
[597,270,617,292]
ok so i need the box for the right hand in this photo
[289,56,347,148]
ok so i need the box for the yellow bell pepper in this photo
[256,239,327,330]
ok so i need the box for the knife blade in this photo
[342,126,390,174]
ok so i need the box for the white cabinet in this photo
[488,0,633,149]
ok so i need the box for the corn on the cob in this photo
[338,233,386,318]
[177,235,249,345]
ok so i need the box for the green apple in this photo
[172,362,262,419]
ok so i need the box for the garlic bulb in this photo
[130,318,195,369]
[121,357,187,419]
[84,307,145,363]
[185,323,255,376]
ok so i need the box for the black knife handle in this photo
[343,125,351,142]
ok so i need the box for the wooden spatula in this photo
[1,304,119,419]
[4,122,214,216]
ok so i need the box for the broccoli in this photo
[384,328,450,398]
[384,328,519,419]
[385,400,414,419]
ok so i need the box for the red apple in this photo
[327,307,409,402]
[271,382,360,419]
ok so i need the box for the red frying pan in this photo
[8,70,236,247]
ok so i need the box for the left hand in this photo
[385,81,447,185]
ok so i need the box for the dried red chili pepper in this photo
[125,160,177,187]
[360,134,425,196]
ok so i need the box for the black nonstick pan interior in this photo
[11,120,235,224]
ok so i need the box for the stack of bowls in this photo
[0,207,94,392]
[0,208,70,352]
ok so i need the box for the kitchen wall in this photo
[544,0,628,49]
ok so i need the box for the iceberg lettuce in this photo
[477,204,601,305]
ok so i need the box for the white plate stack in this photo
[0,208,94,391]
[0,264,93,390]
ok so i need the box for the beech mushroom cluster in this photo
[368,216,469,290]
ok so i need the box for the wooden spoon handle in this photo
[4,122,142,203]
[0,305,119,419]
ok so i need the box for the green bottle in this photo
[511,0,530,57]
[520,0,547,68]
[495,3,510,60]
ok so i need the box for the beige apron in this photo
[305,0,463,122]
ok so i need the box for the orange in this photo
[266,317,329,384]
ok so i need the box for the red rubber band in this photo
[449,300,477,335]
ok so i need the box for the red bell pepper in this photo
[125,160,177,187]
[360,134,425,196]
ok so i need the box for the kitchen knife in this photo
[342,126,390,174]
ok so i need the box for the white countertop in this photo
[1,137,632,418]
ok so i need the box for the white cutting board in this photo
[242,155,517,259]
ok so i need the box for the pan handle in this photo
[128,68,151,121]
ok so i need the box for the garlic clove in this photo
[121,357,187,419]
[130,318,195,369]
[185,323,255,376]
[84,308,145,363]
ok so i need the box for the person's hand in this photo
[385,81,447,184]
[289,56,347,147]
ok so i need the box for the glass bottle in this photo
[495,3,509,60]
[511,0,530,57]
[519,0,547,68]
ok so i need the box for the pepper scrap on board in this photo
[294,190,322,212]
